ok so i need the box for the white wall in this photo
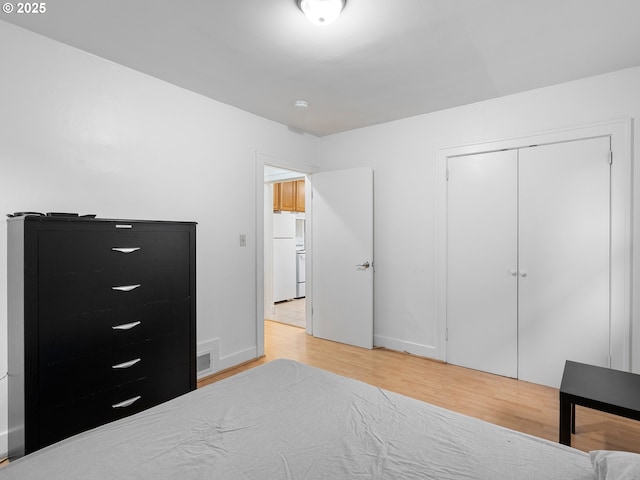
[0,21,318,455]
[317,66,640,369]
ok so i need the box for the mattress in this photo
[0,359,595,479]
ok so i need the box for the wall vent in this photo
[197,353,211,372]
[197,338,220,379]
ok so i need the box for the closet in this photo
[445,136,611,388]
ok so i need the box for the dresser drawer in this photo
[38,269,190,315]
[38,326,191,408]
[38,299,190,366]
[37,365,191,450]
[38,229,190,275]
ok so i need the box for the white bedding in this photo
[0,359,595,479]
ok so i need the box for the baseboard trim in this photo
[374,335,437,360]
[218,346,258,372]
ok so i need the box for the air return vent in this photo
[197,353,211,372]
[197,338,220,379]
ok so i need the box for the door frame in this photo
[437,119,632,371]
[255,152,318,356]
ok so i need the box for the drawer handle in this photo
[112,396,141,409]
[112,247,141,254]
[112,358,141,369]
[115,224,132,229]
[112,321,141,331]
[112,284,141,292]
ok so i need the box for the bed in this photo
[0,359,637,479]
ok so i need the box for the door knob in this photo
[520,271,527,277]
[356,261,370,269]
[510,269,517,276]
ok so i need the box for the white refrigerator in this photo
[273,213,296,302]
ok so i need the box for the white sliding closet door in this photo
[446,150,518,378]
[518,138,611,387]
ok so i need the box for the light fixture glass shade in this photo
[298,0,346,26]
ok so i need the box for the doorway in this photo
[256,154,375,356]
[264,165,309,331]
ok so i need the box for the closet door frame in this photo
[437,119,632,372]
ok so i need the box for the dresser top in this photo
[7,214,197,225]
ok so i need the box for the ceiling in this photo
[4,0,640,137]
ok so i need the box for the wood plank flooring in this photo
[200,320,640,454]
[267,298,306,328]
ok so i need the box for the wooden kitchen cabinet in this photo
[279,181,296,211]
[295,179,305,212]
[273,179,305,212]
[273,183,281,211]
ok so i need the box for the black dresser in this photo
[7,216,196,458]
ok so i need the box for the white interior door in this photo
[518,137,611,387]
[446,150,518,378]
[312,167,373,349]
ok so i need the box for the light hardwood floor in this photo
[201,320,640,455]
[267,298,305,328]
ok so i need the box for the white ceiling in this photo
[4,0,640,136]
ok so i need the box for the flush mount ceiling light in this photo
[297,0,346,26]
[294,100,309,110]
